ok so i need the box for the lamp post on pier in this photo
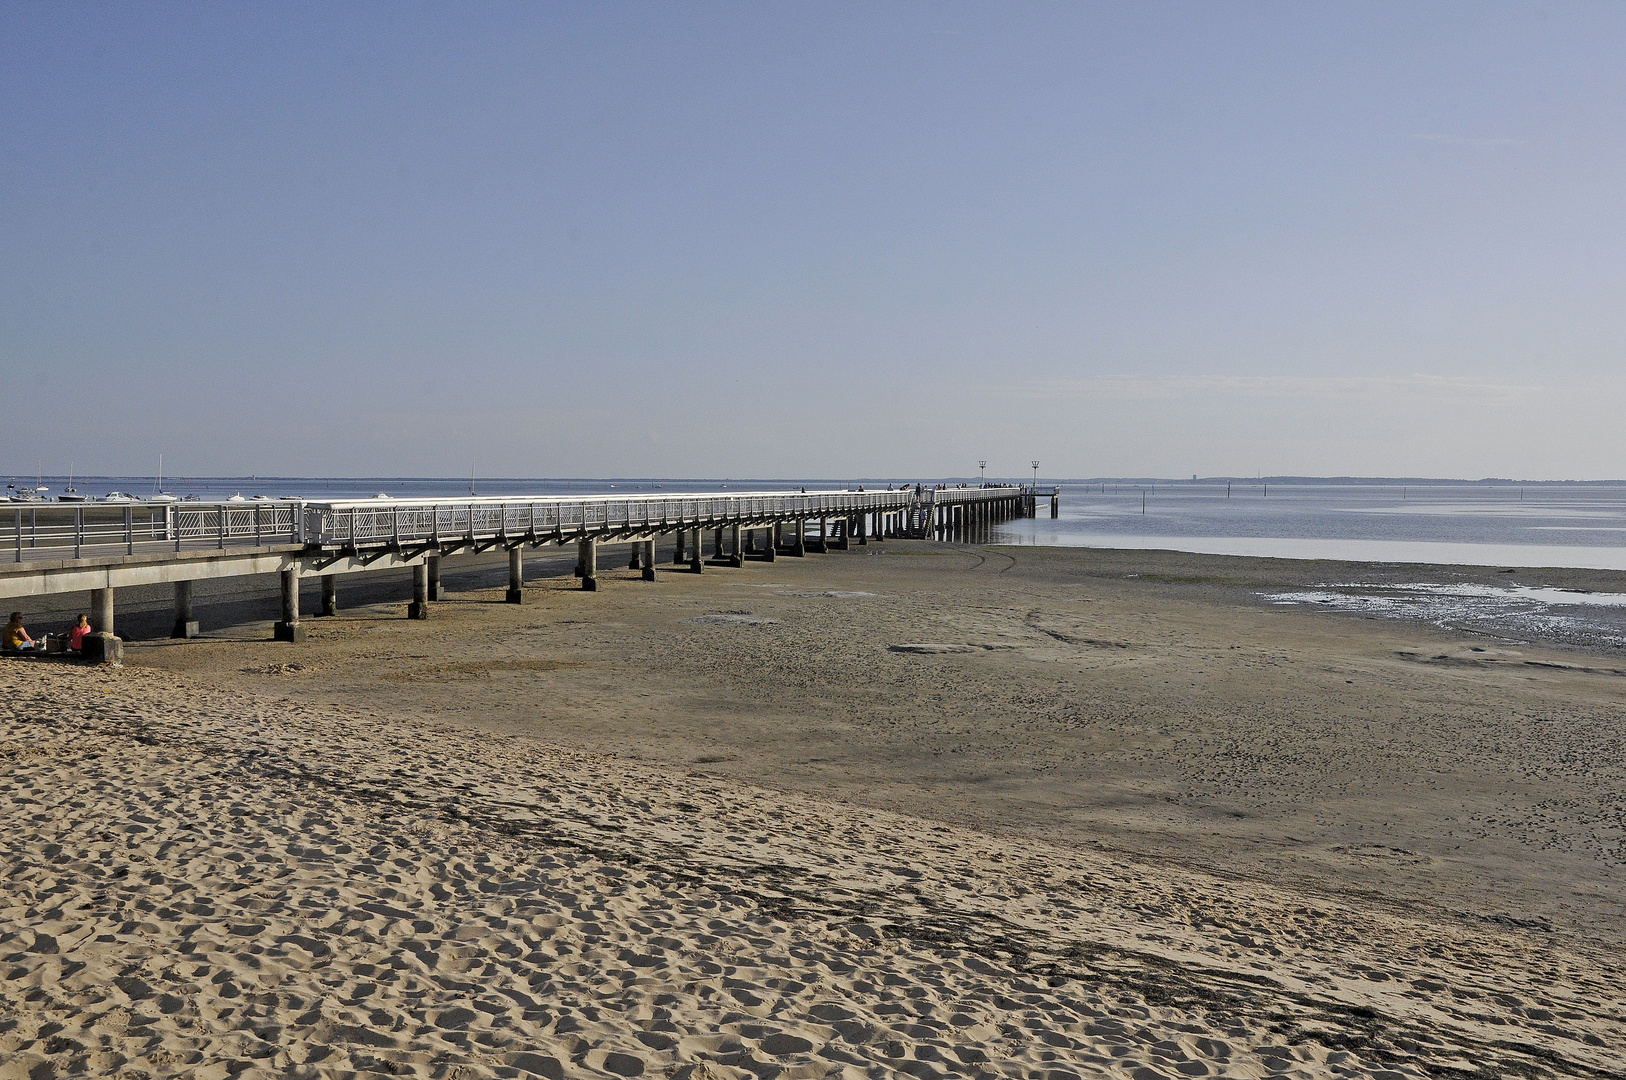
[1031,460,1039,488]
[979,460,986,484]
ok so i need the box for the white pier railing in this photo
[8,501,306,563]
[306,490,916,548]
[7,489,950,564]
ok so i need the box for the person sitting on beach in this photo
[68,614,92,652]
[3,612,39,652]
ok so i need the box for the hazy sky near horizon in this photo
[4,2,1624,481]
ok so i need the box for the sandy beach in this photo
[4,541,1625,1077]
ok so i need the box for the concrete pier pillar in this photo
[507,546,525,604]
[427,555,443,601]
[873,511,885,543]
[408,563,430,620]
[856,513,867,545]
[629,544,642,570]
[642,539,657,581]
[816,518,827,552]
[763,527,776,562]
[729,525,743,567]
[580,538,598,591]
[273,569,304,642]
[321,574,337,616]
[91,587,114,637]
[712,528,724,559]
[689,528,704,573]
[793,519,806,556]
[171,581,199,638]
[1051,493,1060,518]
[673,530,686,565]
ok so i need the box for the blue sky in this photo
[4,3,1624,479]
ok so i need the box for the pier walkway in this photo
[0,485,1055,650]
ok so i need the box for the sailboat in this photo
[58,464,87,502]
[150,455,179,503]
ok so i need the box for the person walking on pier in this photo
[3,612,39,652]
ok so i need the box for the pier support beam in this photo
[793,519,806,556]
[170,581,198,639]
[763,527,776,562]
[1051,493,1060,518]
[321,574,337,617]
[729,525,743,567]
[629,544,642,570]
[91,587,114,638]
[408,563,430,620]
[642,539,656,581]
[273,569,304,642]
[673,530,687,565]
[689,528,703,573]
[427,555,442,601]
[507,546,525,603]
[579,539,598,591]
[857,513,867,545]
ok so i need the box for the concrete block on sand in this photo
[80,633,123,665]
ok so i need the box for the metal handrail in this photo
[303,490,918,547]
[6,501,304,563]
[926,485,1026,504]
[4,486,1034,566]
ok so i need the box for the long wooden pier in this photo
[1,485,1056,654]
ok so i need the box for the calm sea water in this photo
[993,480,1626,648]
[996,481,1626,572]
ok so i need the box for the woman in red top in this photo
[68,614,92,651]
